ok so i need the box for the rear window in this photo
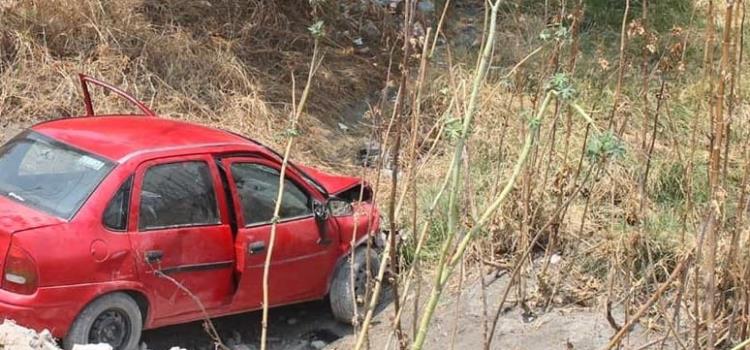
[0,131,115,219]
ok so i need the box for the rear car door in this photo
[221,157,339,308]
[128,155,235,319]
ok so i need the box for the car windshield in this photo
[0,131,115,219]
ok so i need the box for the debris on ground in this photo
[71,345,113,350]
[0,319,117,350]
[0,320,59,350]
[309,340,327,349]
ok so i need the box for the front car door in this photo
[128,155,235,321]
[221,157,339,309]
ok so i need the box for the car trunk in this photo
[0,196,63,273]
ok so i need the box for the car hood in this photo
[297,165,363,195]
[0,195,64,234]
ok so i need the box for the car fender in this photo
[325,234,376,295]
[71,281,155,329]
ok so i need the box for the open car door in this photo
[220,156,340,309]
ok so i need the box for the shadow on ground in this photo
[142,287,393,350]
[141,300,349,350]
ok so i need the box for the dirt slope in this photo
[329,270,661,350]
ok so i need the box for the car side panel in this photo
[0,280,151,338]
[13,164,139,288]
[233,218,339,308]
[126,154,236,320]
[332,202,379,254]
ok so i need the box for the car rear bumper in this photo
[0,284,102,338]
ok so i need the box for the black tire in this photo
[330,248,380,324]
[63,293,143,350]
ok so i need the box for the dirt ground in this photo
[136,267,661,350]
[140,301,351,350]
[328,268,661,350]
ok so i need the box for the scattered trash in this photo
[521,311,537,324]
[337,122,350,132]
[357,140,382,167]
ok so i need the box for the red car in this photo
[0,76,381,349]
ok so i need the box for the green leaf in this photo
[444,117,463,141]
[283,128,301,138]
[539,28,553,41]
[555,25,571,42]
[308,21,325,38]
[545,73,578,101]
[586,131,626,162]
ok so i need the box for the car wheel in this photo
[63,293,143,350]
[330,248,380,324]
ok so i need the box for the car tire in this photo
[63,292,143,350]
[330,248,380,324]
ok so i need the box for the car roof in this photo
[32,116,262,162]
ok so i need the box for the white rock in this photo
[311,340,327,349]
[550,254,562,265]
[229,345,255,350]
[72,345,113,350]
[0,320,61,350]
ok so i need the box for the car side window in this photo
[139,161,219,230]
[230,163,312,226]
[103,176,133,231]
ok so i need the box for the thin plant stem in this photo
[415,91,554,350]
[259,34,322,350]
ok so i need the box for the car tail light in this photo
[2,245,38,295]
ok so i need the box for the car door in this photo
[221,157,339,309]
[128,155,235,320]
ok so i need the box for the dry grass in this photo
[392,4,750,348]
[4,0,750,348]
[0,0,390,168]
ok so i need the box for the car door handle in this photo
[248,241,266,255]
[145,250,164,263]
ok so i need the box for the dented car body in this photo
[0,76,380,349]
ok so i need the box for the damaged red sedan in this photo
[0,76,381,349]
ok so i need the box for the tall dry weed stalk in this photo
[259,17,324,350]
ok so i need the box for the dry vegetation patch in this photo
[0,0,393,167]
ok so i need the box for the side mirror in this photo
[313,200,331,245]
[313,201,330,222]
[327,197,354,217]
